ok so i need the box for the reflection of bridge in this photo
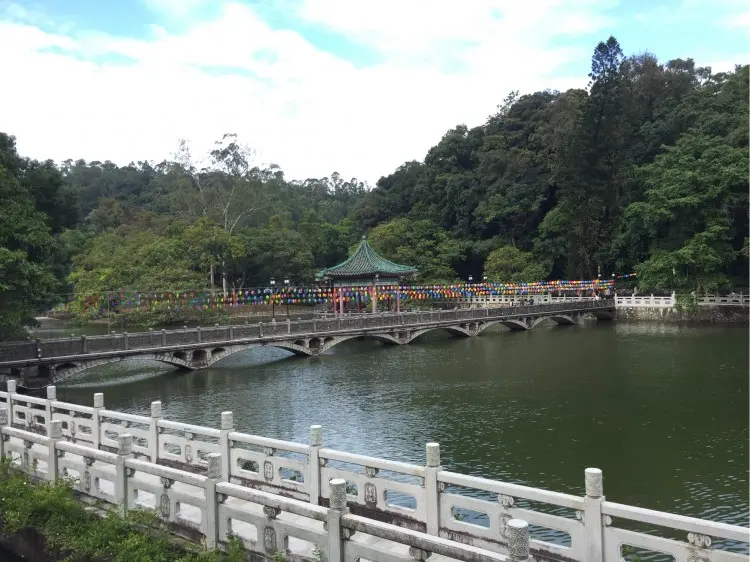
[0,301,614,384]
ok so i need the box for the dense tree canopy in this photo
[0,36,747,337]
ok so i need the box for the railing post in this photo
[583,468,605,562]
[507,519,530,561]
[0,406,7,458]
[327,478,348,562]
[92,393,103,449]
[230,325,235,340]
[219,412,233,482]
[80,335,88,354]
[259,322,263,337]
[196,327,202,343]
[161,329,167,346]
[121,332,128,350]
[116,434,133,515]
[287,318,291,335]
[309,425,323,505]
[48,419,63,481]
[204,452,221,549]
[6,379,15,427]
[425,442,441,535]
[150,401,162,462]
[45,385,56,435]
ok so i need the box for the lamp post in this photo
[284,278,290,318]
[270,279,276,319]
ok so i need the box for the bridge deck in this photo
[0,301,615,370]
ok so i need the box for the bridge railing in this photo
[3,301,614,364]
[0,411,523,561]
[1,382,746,562]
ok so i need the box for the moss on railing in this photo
[0,458,245,561]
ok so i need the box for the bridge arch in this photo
[49,341,320,382]
[476,319,530,332]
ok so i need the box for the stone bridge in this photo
[0,301,614,384]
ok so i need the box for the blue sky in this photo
[0,0,747,183]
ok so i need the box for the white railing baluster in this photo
[149,401,162,462]
[45,385,56,435]
[327,478,348,562]
[92,392,104,449]
[584,468,604,562]
[116,433,133,515]
[219,411,233,481]
[425,442,441,535]
[310,424,323,505]
[204,452,221,549]
[0,406,7,458]
[7,379,15,427]
[507,519,530,561]
[48,419,63,480]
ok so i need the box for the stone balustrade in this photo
[615,294,676,308]
[1,383,747,562]
[615,293,749,308]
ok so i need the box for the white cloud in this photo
[0,0,741,184]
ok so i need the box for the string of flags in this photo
[75,275,635,314]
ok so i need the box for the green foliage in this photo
[366,218,467,282]
[483,245,548,283]
[0,458,245,561]
[674,293,700,317]
[0,144,60,340]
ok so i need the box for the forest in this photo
[0,37,748,339]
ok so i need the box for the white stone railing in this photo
[615,294,675,308]
[697,294,749,306]
[1,383,747,562]
[616,293,750,309]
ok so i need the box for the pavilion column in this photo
[396,286,400,313]
[339,287,344,315]
[372,285,377,314]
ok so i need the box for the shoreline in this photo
[615,306,748,325]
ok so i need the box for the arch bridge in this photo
[0,301,615,385]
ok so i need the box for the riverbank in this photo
[615,305,748,324]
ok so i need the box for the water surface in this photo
[55,321,749,528]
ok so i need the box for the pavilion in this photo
[316,236,418,314]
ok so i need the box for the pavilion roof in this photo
[316,236,418,280]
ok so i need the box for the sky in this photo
[0,0,748,184]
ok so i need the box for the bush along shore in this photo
[0,458,248,562]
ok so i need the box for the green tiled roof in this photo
[317,236,418,280]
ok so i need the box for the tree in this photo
[483,245,548,283]
[0,165,57,339]
[367,218,467,282]
[170,134,270,293]
[234,227,315,287]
